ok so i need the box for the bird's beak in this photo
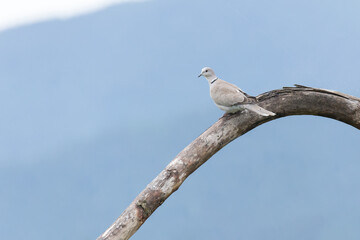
[198,73,202,78]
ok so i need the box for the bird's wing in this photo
[210,79,254,107]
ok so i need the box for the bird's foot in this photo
[220,110,247,120]
[220,112,235,120]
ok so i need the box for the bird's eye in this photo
[205,70,208,72]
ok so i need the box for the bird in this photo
[198,67,276,117]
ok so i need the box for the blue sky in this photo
[0,0,360,239]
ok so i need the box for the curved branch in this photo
[97,85,360,240]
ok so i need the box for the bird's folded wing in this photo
[211,79,253,107]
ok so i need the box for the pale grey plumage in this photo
[198,67,275,116]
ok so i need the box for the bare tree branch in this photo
[97,85,360,240]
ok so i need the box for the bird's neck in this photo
[207,76,218,85]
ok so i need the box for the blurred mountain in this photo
[0,0,360,239]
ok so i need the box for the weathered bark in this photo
[97,85,360,240]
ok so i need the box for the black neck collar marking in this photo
[210,77,218,84]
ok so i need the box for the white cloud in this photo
[0,0,145,32]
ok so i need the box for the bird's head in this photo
[198,67,216,79]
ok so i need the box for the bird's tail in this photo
[243,104,276,116]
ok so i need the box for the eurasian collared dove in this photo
[198,67,275,116]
